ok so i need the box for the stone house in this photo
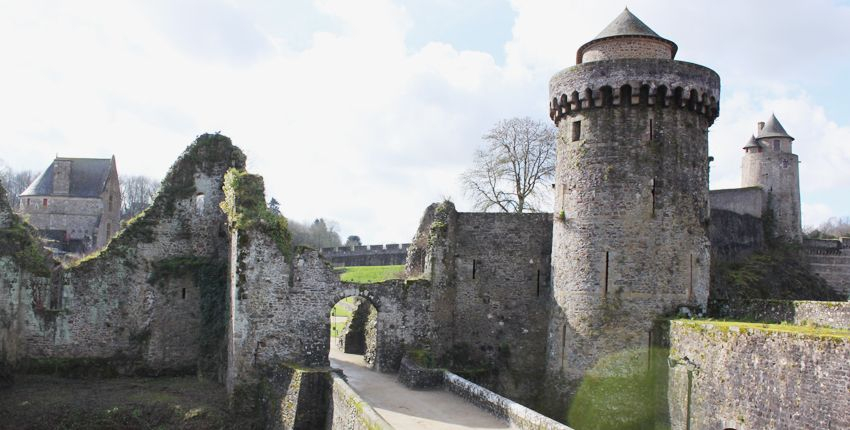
[19,156,121,253]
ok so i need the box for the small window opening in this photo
[773,140,780,152]
[603,251,610,297]
[181,288,186,299]
[472,259,477,279]
[108,194,113,211]
[536,270,541,296]
[195,193,205,215]
[42,198,48,207]
[649,119,654,140]
[572,120,582,142]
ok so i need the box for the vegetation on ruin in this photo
[675,319,850,340]
[148,256,228,379]
[0,216,52,277]
[221,168,292,260]
[337,265,405,283]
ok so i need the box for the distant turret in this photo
[741,114,802,242]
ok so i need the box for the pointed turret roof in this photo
[595,8,661,39]
[576,8,677,64]
[757,114,794,140]
[743,135,760,149]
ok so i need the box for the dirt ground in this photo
[0,374,231,430]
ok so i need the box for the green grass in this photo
[330,321,347,338]
[337,265,405,283]
[331,306,352,318]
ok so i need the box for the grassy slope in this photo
[337,265,405,284]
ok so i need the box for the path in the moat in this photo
[329,348,512,430]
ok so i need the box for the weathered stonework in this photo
[321,244,410,267]
[668,320,850,430]
[804,238,850,298]
[546,53,719,407]
[712,299,850,330]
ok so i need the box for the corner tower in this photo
[545,9,720,405]
[741,114,802,242]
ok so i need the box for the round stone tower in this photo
[545,8,720,405]
[741,114,802,242]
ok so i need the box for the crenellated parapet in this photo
[549,59,720,126]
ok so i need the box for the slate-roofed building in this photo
[20,156,121,253]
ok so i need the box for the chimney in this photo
[757,121,765,132]
[53,159,71,195]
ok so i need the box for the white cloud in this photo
[0,0,848,243]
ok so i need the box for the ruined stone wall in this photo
[225,173,433,393]
[546,58,719,405]
[1,134,241,379]
[667,320,850,430]
[320,244,409,267]
[21,197,103,241]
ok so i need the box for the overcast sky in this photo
[1,0,848,243]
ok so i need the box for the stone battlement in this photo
[320,243,411,267]
[549,59,720,125]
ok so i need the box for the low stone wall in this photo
[712,299,850,329]
[321,244,410,267]
[329,373,392,430]
[260,364,331,430]
[709,187,765,218]
[804,240,850,298]
[668,320,850,430]
[397,355,443,389]
[444,371,573,430]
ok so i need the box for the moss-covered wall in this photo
[0,133,241,379]
[668,320,850,430]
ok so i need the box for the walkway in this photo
[329,348,512,430]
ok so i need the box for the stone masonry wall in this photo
[709,208,765,263]
[450,212,553,405]
[667,320,850,430]
[804,238,850,299]
[709,187,766,218]
[581,37,673,64]
[320,244,410,267]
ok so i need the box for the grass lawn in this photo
[337,265,405,283]
[330,321,347,338]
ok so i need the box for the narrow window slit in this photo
[649,119,654,140]
[181,288,186,299]
[603,251,610,297]
[688,254,694,301]
[561,324,567,370]
[472,259,477,279]
[572,120,581,142]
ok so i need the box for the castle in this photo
[19,156,121,254]
[0,9,847,430]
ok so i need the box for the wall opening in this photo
[181,288,186,299]
[330,296,378,370]
[42,198,48,207]
[650,178,657,217]
[195,193,205,215]
[472,259,477,279]
[572,120,582,141]
[688,254,695,301]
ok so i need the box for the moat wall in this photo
[667,320,850,430]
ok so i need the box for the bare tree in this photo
[461,117,557,213]
[805,216,850,239]
[0,161,37,210]
[120,175,160,220]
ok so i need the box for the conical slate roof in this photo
[594,8,661,39]
[576,8,677,64]
[757,114,794,140]
[743,135,760,149]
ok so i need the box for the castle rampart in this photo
[320,243,410,267]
